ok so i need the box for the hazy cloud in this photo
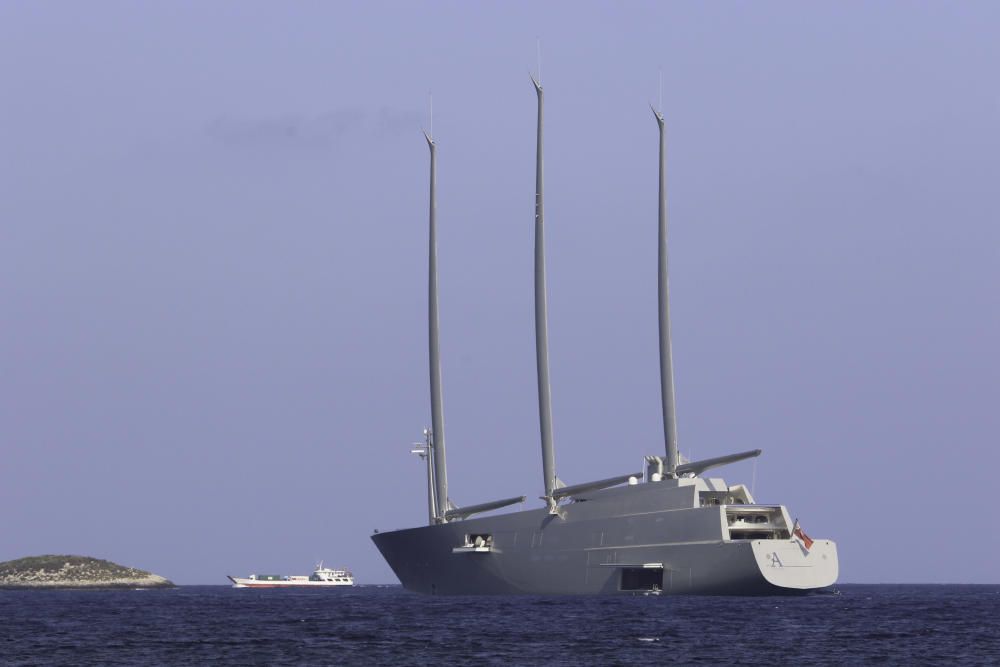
[206,107,421,151]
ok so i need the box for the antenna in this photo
[653,87,680,475]
[412,429,437,525]
[659,68,664,114]
[536,38,542,84]
[425,129,449,522]
[531,73,557,513]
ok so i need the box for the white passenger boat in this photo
[228,563,355,588]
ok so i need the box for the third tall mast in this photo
[532,76,558,507]
[653,107,680,475]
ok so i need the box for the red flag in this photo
[792,519,814,550]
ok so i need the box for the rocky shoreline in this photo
[0,555,174,589]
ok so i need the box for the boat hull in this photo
[372,482,837,595]
[227,577,354,589]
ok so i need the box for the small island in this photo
[0,555,174,589]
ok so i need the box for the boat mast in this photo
[653,104,680,476]
[425,130,449,522]
[531,75,558,511]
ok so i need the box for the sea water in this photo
[2,584,997,665]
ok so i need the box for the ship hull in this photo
[372,482,837,595]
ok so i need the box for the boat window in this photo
[724,507,790,540]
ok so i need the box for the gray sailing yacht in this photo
[371,79,838,595]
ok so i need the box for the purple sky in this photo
[2,2,998,585]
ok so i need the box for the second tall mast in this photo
[532,76,558,510]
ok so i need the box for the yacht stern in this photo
[751,538,839,591]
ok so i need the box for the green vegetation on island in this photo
[0,555,174,589]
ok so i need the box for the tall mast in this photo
[531,76,558,509]
[653,106,680,475]
[424,131,449,521]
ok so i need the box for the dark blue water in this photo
[2,585,998,665]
